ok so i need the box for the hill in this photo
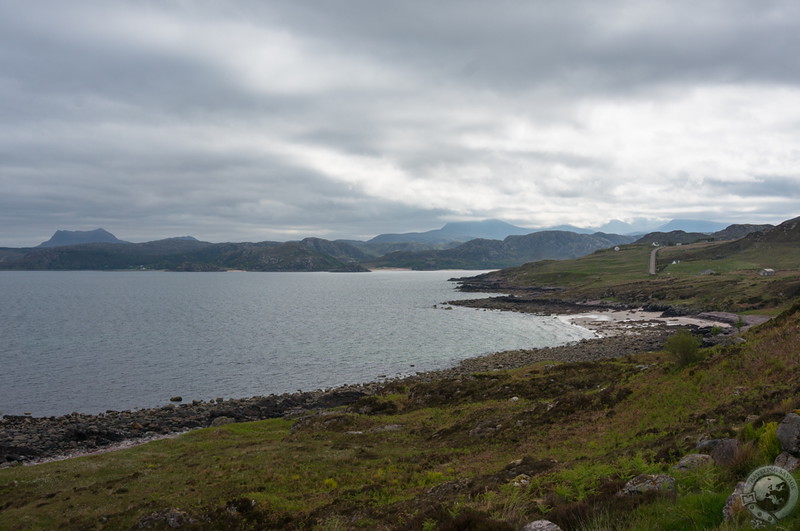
[634,224,771,246]
[456,216,800,315]
[712,223,774,241]
[366,231,635,270]
[655,216,800,273]
[368,218,738,246]
[2,219,787,273]
[0,229,636,272]
[654,219,729,233]
[0,238,368,272]
[37,228,128,247]
[368,219,536,245]
[634,230,711,246]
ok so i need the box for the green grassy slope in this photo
[3,304,800,530]
[470,218,800,315]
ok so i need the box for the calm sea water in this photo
[0,271,594,417]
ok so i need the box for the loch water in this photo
[0,270,594,416]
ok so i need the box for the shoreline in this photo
[558,308,739,338]
[1,305,758,468]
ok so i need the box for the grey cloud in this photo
[257,0,800,93]
[705,176,800,199]
[2,1,800,246]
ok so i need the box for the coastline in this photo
[1,304,753,468]
[558,309,738,338]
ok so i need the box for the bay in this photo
[0,270,594,417]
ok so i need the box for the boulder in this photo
[696,437,722,453]
[774,451,800,472]
[617,474,676,496]
[777,413,800,456]
[710,438,741,466]
[722,482,747,521]
[521,520,562,531]
[672,453,713,471]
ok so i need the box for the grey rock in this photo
[371,423,403,433]
[210,416,235,427]
[521,520,562,531]
[774,451,800,472]
[137,507,195,528]
[777,412,800,456]
[617,474,676,496]
[710,438,741,466]
[696,437,722,453]
[511,474,531,487]
[722,481,746,521]
[469,420,503,437]
[672,453,713,471]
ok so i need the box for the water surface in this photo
[0,271,593,416]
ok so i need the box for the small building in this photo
[614,246,620,252]
[760,268,776,277]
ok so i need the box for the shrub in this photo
[665,329,703,368]
[757,422,782,463]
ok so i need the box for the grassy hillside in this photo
[2,304,800,529]
[467,218,800,315]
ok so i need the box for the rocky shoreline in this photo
[0,385,381,467]
[1,299,744,468]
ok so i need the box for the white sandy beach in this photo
[559,309,736,338]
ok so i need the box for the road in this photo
[649,246,660,275]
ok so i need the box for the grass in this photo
[3,303,800,529]
[484,241,800,315]
[500,244,655,289]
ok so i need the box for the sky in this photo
[2,1,800,246]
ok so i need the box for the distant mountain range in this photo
[365,231,636,269]
[369,220,536,244]
[0,219,781,272]
[365,218,741,245]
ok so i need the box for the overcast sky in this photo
[2,1,800,246]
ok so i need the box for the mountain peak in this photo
[37,228,128,248]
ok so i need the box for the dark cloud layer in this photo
[2,1,799,246]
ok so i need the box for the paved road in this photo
[649,247,660,275]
